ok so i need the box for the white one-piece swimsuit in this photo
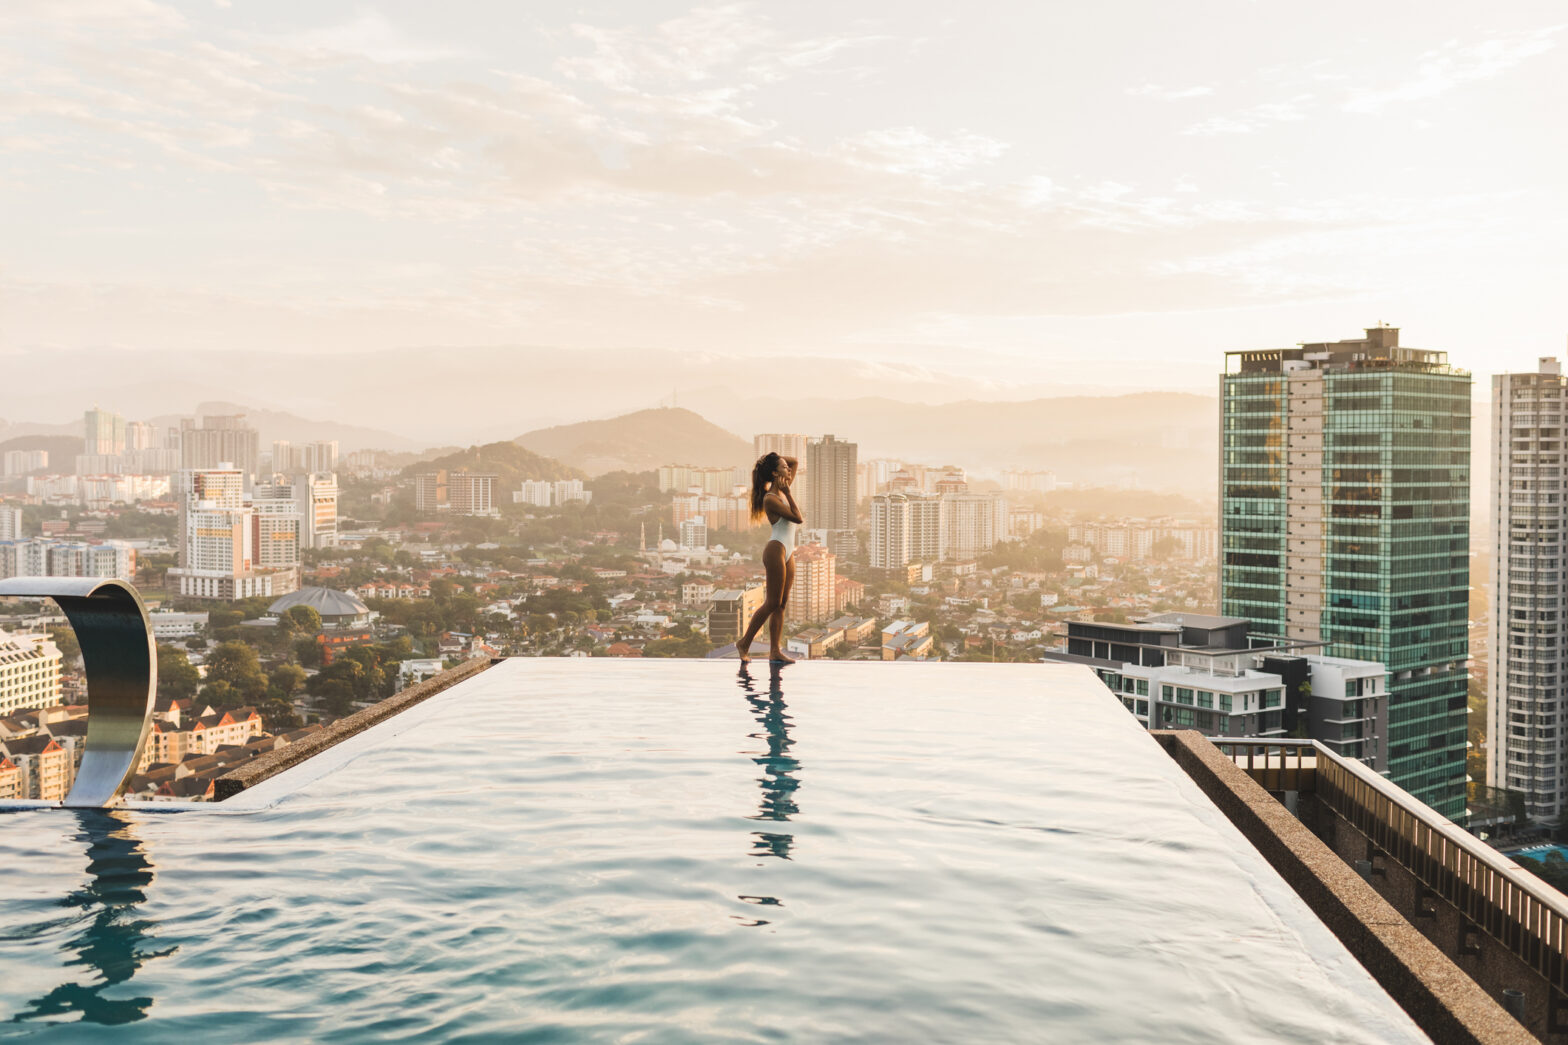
[769,516,800,560]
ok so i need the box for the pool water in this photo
[1511,844,1568,863]
[0,660,1427,1042]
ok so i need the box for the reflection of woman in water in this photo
[12,811,172,1026]
[738,664,801,860]
[736,452,802,664]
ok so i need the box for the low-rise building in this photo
[789,626,846,659]
[1041,613,1388,769]
[2,734,71,800]
[825,616,878,645]
[187,708,264,756]
[0,633,62,718]
[707,586,766,646]
[882,620,934,661]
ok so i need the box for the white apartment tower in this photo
[754,434,808,465]
[1489,357,1568,819]
[169,466,299,600]
[940,493,1008,562]
[870,493,941,570]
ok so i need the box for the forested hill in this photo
[401,442,585,490]
[515,407,751,476]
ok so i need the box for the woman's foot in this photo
[737,646,751,663]
[769,649,795,663]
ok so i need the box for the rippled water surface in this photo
[0,660,1428,1042]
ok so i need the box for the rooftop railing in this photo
[1216,734,1568,1001]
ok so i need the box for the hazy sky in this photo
[4,0,1566,397]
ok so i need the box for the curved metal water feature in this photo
[0,578,156,808]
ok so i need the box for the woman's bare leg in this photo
[770,555,797,662]
[737,541,786,662]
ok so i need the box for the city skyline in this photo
[3,1,1566,419]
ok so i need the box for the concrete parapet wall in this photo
[213,657,497,800]
[1152,729,1533,1045]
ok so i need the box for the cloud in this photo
[1344,26,1564,113]
[1126,83,1213,100]
[282,10,466,65]
[1183,96,1313,135]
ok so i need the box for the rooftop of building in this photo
[1224,325,1467,376]
[266,585,370,619]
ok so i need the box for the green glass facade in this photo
[1221,337,1470,820]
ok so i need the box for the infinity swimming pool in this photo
[0,660,1427,1042]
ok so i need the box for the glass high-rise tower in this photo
[1221,326,1470,820]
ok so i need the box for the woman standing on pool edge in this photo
[736,451,802,664]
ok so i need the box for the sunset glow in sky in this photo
[4,1,1566,394]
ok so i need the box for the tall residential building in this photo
[513,479,594,508]
[754,434,808,466]
[657,465,747,495]
[180,416,260,479]
[84,407,126,456]
[415,471,498,516]
[1220,326,1470,819]
[251,484,303,569]
[271,441,295,473]
[678,516,708,551]
[169,466,297,600]
[125,421,162,450]
[787,544,837,625]
[449,474,497,516]
[1003,469,1058,493]
[804,435,857,532]
[1489,357,1568,819]
[869,492,941,570]
[2,451,47,476]
[940,493,1007,562]
[302,441,339,474]
[414,471,447,513]
[0,508,21,541]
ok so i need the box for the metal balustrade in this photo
[1216,734,1568,997]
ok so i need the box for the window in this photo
[1162,685,1174,700]
[1176,688,1195,705]
[1263,689,1283,709]
[1197,691,1213,709]
[1220,694,1232,712]
[1136,680,1148,696]
[1136,700,1148,716]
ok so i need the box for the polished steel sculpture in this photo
[0,578,156,807]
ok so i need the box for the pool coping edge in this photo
[212,656,498,801]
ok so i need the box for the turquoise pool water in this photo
[1512,844,1568,863]
[0,660,1427,1042]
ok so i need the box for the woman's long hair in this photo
[750,452,781,521]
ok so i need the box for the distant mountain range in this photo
[515,408,752,476]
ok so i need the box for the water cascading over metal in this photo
[0,578,156,807]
